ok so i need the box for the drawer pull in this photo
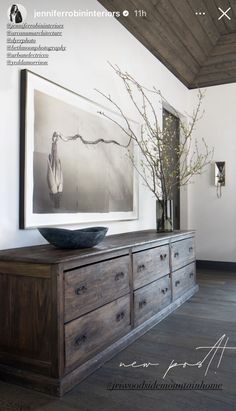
[174,252,179,258]
[189,246,193,252]
[189,272,194,278]
[75,334,87,346]
[175,280,180,287]
[160,253,167,261]
[137,264,145,273]
[161,287,169,295]
[75,285,87,295]
[139,299,147,309]
[116,311,125,322]
[115,272,125,281]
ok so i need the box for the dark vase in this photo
[156,199,174,232]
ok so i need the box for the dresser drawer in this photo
[64,256,130,322]
[172,262,196,301]
[134,275,171,327]
[133,245,170,290]
[171,237,195,271]
[65,294,130,370]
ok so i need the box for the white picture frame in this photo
[20,70,139,229]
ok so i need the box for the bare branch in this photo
[53,131,130,148]
[51,64,213,204]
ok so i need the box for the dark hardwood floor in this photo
[1,269,236,411]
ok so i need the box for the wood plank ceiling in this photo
[98,0,236,88]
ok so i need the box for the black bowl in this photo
[38,226,108,249]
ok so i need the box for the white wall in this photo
[189,84,236,262]
[0,0,190,250]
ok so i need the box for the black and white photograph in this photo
[20,70,138,228]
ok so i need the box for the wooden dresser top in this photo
[0,230,195,264]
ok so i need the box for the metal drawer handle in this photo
[75,285,87,295]
[139,299,147,309]
[189,246,193,252]
[137,264,145,273]
[174,252,179,258]
[75,334,87,345]
[175,280,180,287]
[160,253,167,261]
[189,272,194,278]
[116,311,125,322]
[115,272,125,281]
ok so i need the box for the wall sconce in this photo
[214,161,225,198]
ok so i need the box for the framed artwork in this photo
[20,70,139,229]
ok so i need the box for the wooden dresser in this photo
[0,230,198,396]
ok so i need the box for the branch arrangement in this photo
[47,64,213,208]
[95,63,213,201]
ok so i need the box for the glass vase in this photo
[156,199,174,232]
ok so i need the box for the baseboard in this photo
[197,260,236,272]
